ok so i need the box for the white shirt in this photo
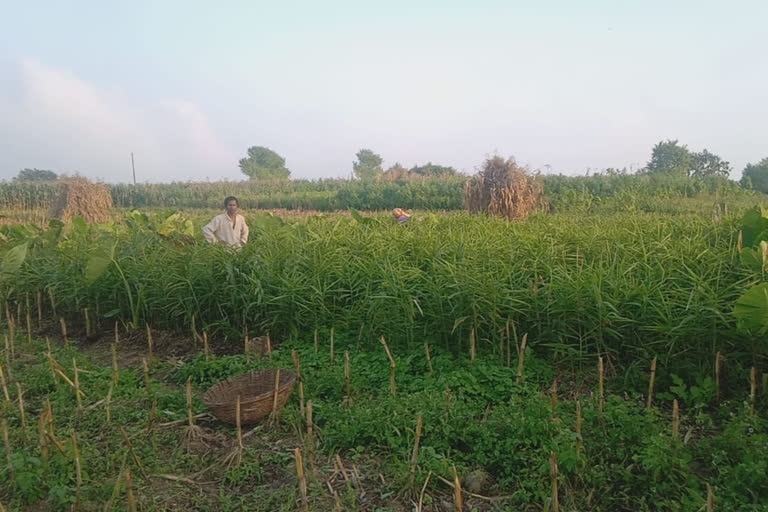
[203,213,249,247]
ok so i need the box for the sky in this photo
[0,0,766,183]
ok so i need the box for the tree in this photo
[239,146,290,180]
[690,149,732,178]
[409,163,458,177]
[352,149,383,181]
[15,168,58,181]
[741,158,768,193]
[645,140,692,176]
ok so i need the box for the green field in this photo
[0,181,767,511]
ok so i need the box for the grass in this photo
[0,326,766,511]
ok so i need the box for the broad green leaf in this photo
[72,216,88,234]
[739,248,763,273]
[740,206,768,247]
[86,246,114,284]
[734,283,768,334]
[1,242,28,275]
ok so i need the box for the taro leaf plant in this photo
[733,206,768,337]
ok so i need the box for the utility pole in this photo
[131,152,136,185]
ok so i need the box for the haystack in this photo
[464,156,548,220]
[50,176,113,223]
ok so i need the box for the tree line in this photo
[10,142,768,194]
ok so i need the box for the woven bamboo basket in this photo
[203,369,296,425]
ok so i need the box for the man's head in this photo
[224,196,239,216]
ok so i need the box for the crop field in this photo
[0,182,767,511]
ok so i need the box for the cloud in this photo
[0,58,238,182]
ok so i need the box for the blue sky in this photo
[1,0,766,182]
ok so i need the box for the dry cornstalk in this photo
[72,431,82,510]
[243,333,250,362]
[508,320,517,368]
[452,464,463,512]
[314,328,318,353]
[36,291,42,329]
[105,381,114,423]
[146,398,157,432]
[4,335,11,367]
[183,378,204,447]
[707,483,714,512]
[60,317,67,342]
[516,333,528,383]
[46,337,58,386]
[2,419,11,471]
[46,398,55,436]
[126,468,137,512]
[292,350,304,417]
[409,413,423,489]
[550,452,559,512]
[26,310,32,344]
[0,361,10,404]
[598,356,605,414]
[73,358,83,411]
[330,326,335,366]
[418,471,433,512]
[48,288,56,317]
[715,351,721,402]
[333,490,342,512]
[52,366,86,399]
[380,336,396,396]
[145,324,154,365]
[424,343,434,376]
[84,308,91,338]
[344,350,352,406]
[222,395,244,468]
[142,357,150,392]
[120,426,148,479]
[268,370,281,426]
[191,314,200,344]
[305,401,314,448]
[103,464,125,512]
[111,343,118,386]
[38,414,48,459]
[575,400,583,455]
[295,447,309,512]
[16,382,26,430]
[336,454,350,486]
[469,327,476,362]
[672,399,680,440]
[266,333,272,358]
[8,314,15,347]
[647,356,657,409]
[203,331,210,361]
[750,367,757,417]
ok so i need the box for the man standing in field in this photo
[203,196,249,248]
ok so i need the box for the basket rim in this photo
[202,368,296,407]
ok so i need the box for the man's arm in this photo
[202,217,218,243]
[240,217,249,245]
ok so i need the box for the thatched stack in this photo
[464,156,547,220]
[50,177,113,223]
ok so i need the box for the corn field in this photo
[0,174,755,214]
